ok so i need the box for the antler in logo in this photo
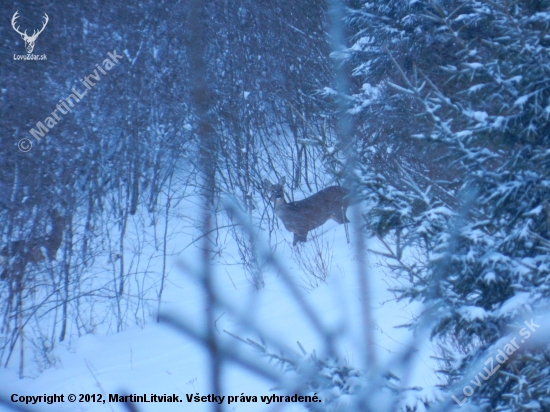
[11,11,49,54]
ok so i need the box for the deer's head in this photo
[12,11,49,54]
[264,176,287,203]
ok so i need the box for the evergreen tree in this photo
[342,0,550,409]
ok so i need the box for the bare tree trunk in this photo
[59,241,70,342]
[17,286,24,379]
[327,0,376,372]
[186,0,222,408]
[156,174,172,322]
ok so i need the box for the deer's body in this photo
[0,210,66,280]
[265,177,349,246]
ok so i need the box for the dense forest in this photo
[1,0,550,411]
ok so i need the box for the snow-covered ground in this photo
[0,203,438,411]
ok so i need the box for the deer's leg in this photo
[343,208,350,224]
[293,232,308,246]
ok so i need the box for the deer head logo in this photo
[11,11,49,54]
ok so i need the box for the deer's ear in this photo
[263,179,272,189]
[279,176,286,186]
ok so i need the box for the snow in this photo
[494,292,532,318]
[0,202,437,411]
[514,95,529,106]
[458,306,488,322]
[464,110,488,123]
[397,386,445,412]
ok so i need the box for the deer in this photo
[264,177,350,246]
[11,11,49,54]
[0,209,67,281]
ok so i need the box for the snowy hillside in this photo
[0,201,436,411]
